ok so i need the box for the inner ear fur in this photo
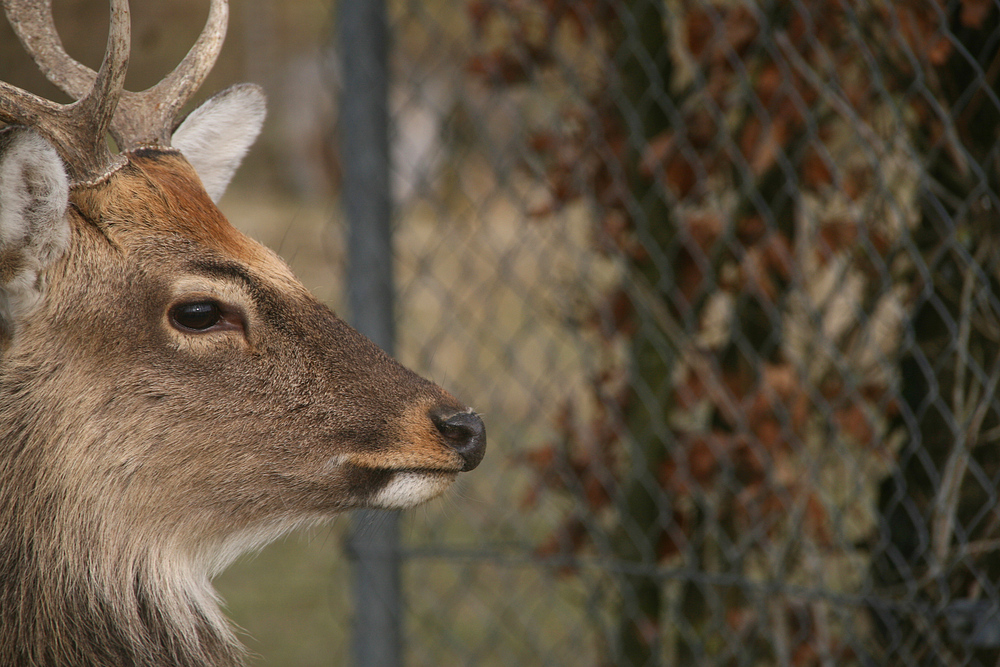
[0,126,70,330]
[170,83,267,203]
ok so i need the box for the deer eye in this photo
[170,302,222,331]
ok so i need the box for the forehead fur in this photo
[68,149,286,278]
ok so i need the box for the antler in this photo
[4,0,228,152]
[0,0,129,183]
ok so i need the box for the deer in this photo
[0,1,486,665]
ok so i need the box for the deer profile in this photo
[0,1,486,665]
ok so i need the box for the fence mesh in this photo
[377,1,1000,665]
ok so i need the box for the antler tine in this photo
[117,0,228,149]
[73,0,129,156]
[3,0,94,101]
[4,0,228,152]
[0,82,64,134]
[0,0,130,183]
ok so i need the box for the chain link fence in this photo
[360,1,1000,665]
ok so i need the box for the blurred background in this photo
[5,1,1000,665]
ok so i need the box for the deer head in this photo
[0,1,485,665]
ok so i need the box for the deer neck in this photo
[0,429,246,667]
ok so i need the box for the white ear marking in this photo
[171,83,267,202]
[0,128,69,252]
[0,127,70,330]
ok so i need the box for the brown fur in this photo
[0,247,24,283]
[0,149,479,666]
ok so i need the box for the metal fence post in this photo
[336,1,402,666]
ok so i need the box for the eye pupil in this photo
[171,302,221,331]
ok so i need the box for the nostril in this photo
[432,410,487,472]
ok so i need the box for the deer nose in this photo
[432,410,487,471]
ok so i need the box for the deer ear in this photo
[0,127,70,331]
[171,83,267,203]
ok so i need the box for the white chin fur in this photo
[370,471,457,509]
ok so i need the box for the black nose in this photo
[432,410,487,471]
